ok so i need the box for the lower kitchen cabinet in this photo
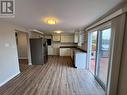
[60,48,71,56]
[74,50,87,69]
[71,49,87,69]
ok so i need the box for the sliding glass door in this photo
[88,31,97,75]
[88,28,112,89]
[96,28,111,87]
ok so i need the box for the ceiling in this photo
[0,0,124,33]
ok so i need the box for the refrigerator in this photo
[30,38,48,65]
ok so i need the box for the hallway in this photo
[0,56,104,95]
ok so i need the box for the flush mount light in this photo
[47,18,56,25]
[54,30,63,34]
[43,17,59,25]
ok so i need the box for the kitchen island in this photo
[60,46,87,69]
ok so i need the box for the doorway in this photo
[88,28,112,89]
[15,31,29,72]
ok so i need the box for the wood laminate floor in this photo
[0,56,105,95]
[19,59,29,72]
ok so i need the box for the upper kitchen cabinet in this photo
[61,34,74,43]
[52,34,61,42]
[74,32,79,43]
[78,31,85,46]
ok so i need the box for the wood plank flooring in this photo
[0,56,105,95]
[19,59,29,72]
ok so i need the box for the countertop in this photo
[59,46,87,53]
[59,46,77,48]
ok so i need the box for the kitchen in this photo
[45,31,87,68]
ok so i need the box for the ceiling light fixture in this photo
[43,17,59,25]
[54,30,63,34]
[47,18,56,25]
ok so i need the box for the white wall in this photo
[106,14,126,95]
[0,22,27,86]
[29,32,43,38]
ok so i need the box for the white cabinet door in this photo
[74,32,79,43]
[53,48,59,55]
[61,35,74,43]
[78,31,84,46]
[60,48,71,56]
[75,52,86,69]
[48,46,59,55]
[53,35,60,41]
[48,46,53,55]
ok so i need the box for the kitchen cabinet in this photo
[60,48,71,56]
[53,48,59,55]
[53,35,60,42]
[70,48,74,59]
[70,48,87,69]
[74,50,86,69]
[78,31,85,46]
[61,34,74,43]
[48,46,59,55]
[74,32,79,43]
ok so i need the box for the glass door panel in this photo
[89,31,97,74]
[96,28,111,86]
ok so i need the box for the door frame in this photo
[87,22,113,90]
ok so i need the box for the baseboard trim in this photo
[0,71,20,87]
[28,63,32,65]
